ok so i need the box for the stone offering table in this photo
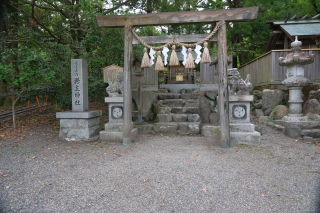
[229,95,261,145]
[100,97,138,143]
[56,59,102,141]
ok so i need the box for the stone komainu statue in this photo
[106,72,124,97]
[228,68,252,95]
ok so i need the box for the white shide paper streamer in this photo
[149,48,156,66]
[181,46,187,66]
[162,47,169,66]
[194,44,202,64]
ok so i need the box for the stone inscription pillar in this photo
[71,59,88,111]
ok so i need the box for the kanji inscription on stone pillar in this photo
[71,59,88,111]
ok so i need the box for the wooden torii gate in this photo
[95,7,259,147]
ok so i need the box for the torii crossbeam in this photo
[95,7,259,147]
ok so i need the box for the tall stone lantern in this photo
[278,36,314,122]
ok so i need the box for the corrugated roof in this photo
[280,23,320,36]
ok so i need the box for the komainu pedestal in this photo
[99,97,138,142]
[229,96,261,145]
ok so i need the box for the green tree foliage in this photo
[0,0,319,128]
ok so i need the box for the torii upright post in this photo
[218,20,230,148]
[95,7,259,147]
[123,24,133,145]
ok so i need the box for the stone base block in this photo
[99,128,138,142]
[201,125,220,140]
[273,120,320,129]
[154,123,178,133]
[230,131,261,145]
[58,113,101,142]
[230,123,254,132]
[282,115,308,122]
[134,124,154,134]
[104,122,133,132]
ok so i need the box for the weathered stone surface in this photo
[154,123,178,133]
[184,99,199,107]
[134,124,154,134]
[163,99,185,107]
[199,96,210,123]
[262,89,284,111]
[269,105,289,120]
[208,99,216,112]
[209,113,218,123]
[253,100,262,109]
[99,128,138,142]
[205,91,217,100]
[253,90,262,99]
[284,127,304,139]
[71,59,88,112]
[254,125,263,134]
[273,120,320,129]
[60,119,78,128]
[230,132,261,145]
[264,108,272,116]
[303,99,320,115]
[254,109,264,118]
[230,123,254,132]
[149,113,155,121]
[132,110,138,121]
[57,110,102,119]
[171,107,183,114]
[303,129,320,138]
[182,107,199,114]
[172,114,188,122]
[188,114,201,122]
[259,116,271,124]
[178,123,189,135]
[306,112,320,121]
[158,93,181,100]
[201,125,220,139]
[188,123,200,134]
[181,93,198,99]
[303,136,314,142]
[309,90,320,102]
[157,106,171,114]
[156,114,172,123]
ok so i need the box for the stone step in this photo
[159,99,199,108]
[154,122,201,135]
[156,114,201,123]
[157,107,199,114]
[158,93,198,100]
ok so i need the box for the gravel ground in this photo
[1,125,320,213]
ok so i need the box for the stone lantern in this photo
[278,36,314,122]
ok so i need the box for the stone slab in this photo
[201,125,220,139]
[59,125,100,141]
[60,117,100,128]
[303,136,314,142]
[303,129,320,138]
[200,84,219,91]
[159,84,200,90]
[284,126,305,139]
[154,123,179,133]
[273,120,320,129]
[105,97,124,103]
[157,114,172,123]
[104,122,133,132]
[230,123,254,132]
[230,131,261,145]
[158,93,181,100]
[99,128,138,142]
[229,95,254,102]
[172,114,188,122]
[108,104,124,123]
[56,110,102,119]
[177,122,201,135]
[134,124,154,134]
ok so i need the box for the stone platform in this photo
[56,110,102,141]
[273,120,320,129]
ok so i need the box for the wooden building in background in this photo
[239,14,320,87]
